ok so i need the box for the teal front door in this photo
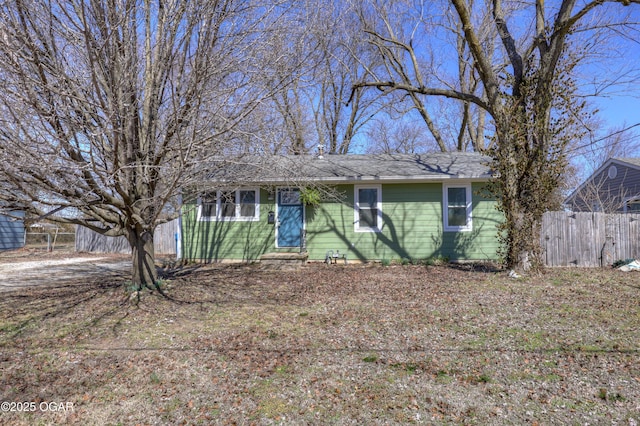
[277,188,304,247]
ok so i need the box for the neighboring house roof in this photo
[612,157,640,169]
[566,157,640,200]
[565,157,640,211]
[205,152,493,185]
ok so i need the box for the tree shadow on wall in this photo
[307,204,501,265]
[181,207,272,263]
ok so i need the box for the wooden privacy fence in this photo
[542,211,640,267]
[75,219,179,256]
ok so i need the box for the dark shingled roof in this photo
[206,152,493,184]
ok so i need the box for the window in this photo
[279,189,300,205]
[239,190,256,217]
[624,198,640,213]
[219,191,236,218]
[200,193,217,218]
[443,184,472,231]
[354,185,381,232]
[198,189,259,221]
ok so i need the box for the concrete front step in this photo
[259,252,308,269]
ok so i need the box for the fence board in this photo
[542,212,640,267]
[75,219,179,255]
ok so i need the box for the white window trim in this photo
[197,189,260,222]
[443,183,472,232]
[354,185,382,233]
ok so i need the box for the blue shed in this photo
[0,209,25,251]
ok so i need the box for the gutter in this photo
[207,174,494,186]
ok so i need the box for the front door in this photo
[277,188,304,247]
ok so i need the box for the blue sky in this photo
[589,34,640,133]
[587,5,640,135]
[348,2,640,158]
[592,90,639,131]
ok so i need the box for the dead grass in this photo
[0,261,639,425]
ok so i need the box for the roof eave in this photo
[208,174,493,185]
[612,157,640,171]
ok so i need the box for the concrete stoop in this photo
[259,252,308,269]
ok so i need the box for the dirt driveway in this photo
[0,251,131,292]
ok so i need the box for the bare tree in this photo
[581,126,640,174]
[312,2,389,155]
[0,0,292,289]
[243,0,388,156]
[350,0,501,153]
[352,0,640,270]
[365,115,433,154]
[249,4,320,156]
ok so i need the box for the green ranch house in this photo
[180,152,502,264]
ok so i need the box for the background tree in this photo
[365,114,433,153]
[239,0,387,156]
[311,2,388,155]
[351,0,640,270]
[0,0,294,289]
[576,124,640,177]
[352,0,501,153]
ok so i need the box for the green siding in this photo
[182,183,502,262]
[181,189,279,261]
[305,182,501,262]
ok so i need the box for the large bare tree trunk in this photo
[128,228,158,290]
[493,129,543,271]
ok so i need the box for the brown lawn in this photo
[0,258,639,425]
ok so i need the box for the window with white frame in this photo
[354,185,381,232]
[238,190,257,217]
[198,189,259,221]
[200,193,217,218]
[219,191,236,218]
[443,184,472,231]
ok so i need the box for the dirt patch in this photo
[0,250,131,292]
[0,262,638,425]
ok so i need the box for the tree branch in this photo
[492,0,523,94]
[450,0,500,109]
[351,81,490,113]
